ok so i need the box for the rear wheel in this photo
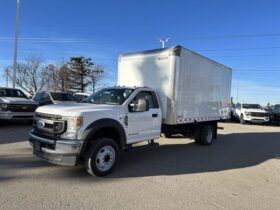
[200,125,214,145]
[85,138,120,177]
[195,125,214,146]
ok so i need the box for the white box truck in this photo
[118,45,232,136]
[29,45,232,176]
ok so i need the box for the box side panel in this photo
[175,49,232,123]
[118,53,175,121]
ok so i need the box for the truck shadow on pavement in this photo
[108,132,280,178]
[0,132,279,181]
[0,122,32,144]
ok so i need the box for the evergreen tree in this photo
[68,57,94,92]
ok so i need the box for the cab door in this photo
[126,91,161,144]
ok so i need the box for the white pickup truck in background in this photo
[29,46,232,176]
[233,103,269,124]
[0,87,37,121]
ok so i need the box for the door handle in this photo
[152,114,158,118]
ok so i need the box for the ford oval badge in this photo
[37,120,45,129]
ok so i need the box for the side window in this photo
[129,91,158,112]
[236,103,241,109]
[34,92,42,101]
[41,92,51,101]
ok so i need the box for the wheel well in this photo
[82,127,123,154]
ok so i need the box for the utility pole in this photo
[157,38,171,48]
[236,77,239,103]
[13,0,20,88]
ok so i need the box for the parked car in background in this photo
[0,87,37,121]
[233,103,269,124]
[33,91,78,106]
[271,104,280,124]
[73,92,90,102]
[264,108,273,123]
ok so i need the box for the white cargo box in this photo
[118,46,232,125]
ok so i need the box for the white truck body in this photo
[118,46,232,125]
[29,46,232,176]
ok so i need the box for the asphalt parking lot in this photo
[0,122,279,210]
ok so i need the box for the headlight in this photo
[0,104,8,111]
[61,116,83,140]
[67,116,83,132]
[245,111,251,116]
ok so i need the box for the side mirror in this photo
[135,98,149,112]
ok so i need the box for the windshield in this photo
[242,104,262,109]
[0,88,27,98]
[274,105,280,112]
[74,94,88,101]
[85,88,134,105]
[50,92,78,102]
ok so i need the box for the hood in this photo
[53,101,78,104]
[36,103,120,116]
[244,108,267,113]
[0,97,37,105]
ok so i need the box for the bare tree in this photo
[3,55,107,94]
[44,62,72,92]
[4,55,48,95]
[90,64,106,93]
[2,68,10,87]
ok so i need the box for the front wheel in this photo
[240,115,245,124]
[85,138,120,177]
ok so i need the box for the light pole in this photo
[157,38,171,48]
[13,0,20,88]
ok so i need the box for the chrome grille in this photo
[251,112,267,117]
[35,112,62,120]
[34,113,66,135]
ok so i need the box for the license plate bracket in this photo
[34,141,41,151]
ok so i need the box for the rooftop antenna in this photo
[157,38,171,48]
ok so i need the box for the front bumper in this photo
[243,116,269,123]
[0,112,34,120]
[29,133,82,166]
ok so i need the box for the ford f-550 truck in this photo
[29,46,232,176]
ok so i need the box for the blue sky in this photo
[1,0,280,105]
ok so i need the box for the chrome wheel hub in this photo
[96,146,115,172]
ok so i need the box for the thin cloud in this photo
[232,78,280,105]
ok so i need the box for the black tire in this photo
[194,125,202,145]
[197,125,214,146]
[240,115,245,124]
[85,138,120,177]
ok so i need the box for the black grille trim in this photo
[35,112,62,120]
[6,104,37,112]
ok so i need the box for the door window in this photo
[129,91,158,112]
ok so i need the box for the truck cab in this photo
[30,87,162,176]
[233,103,269,124]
